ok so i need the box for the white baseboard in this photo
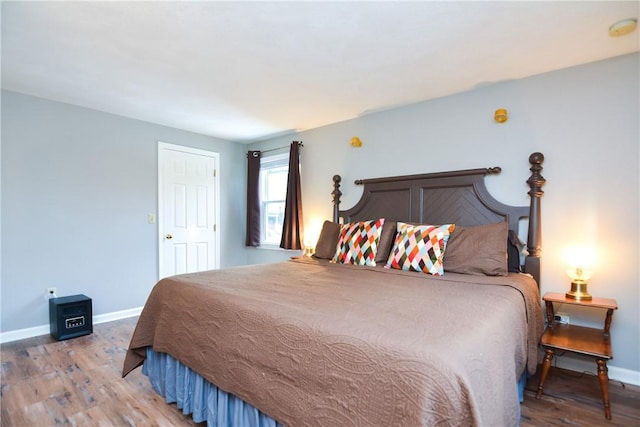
[93,306,143,325]
[554,355,640,387]
[0,306,143,344]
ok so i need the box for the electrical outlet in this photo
[555,312,570,324]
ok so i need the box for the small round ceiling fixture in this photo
[609,18,637,37]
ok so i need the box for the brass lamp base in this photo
[566,280,592,301]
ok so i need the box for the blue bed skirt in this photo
[142,347,527,426]
[142,347,283,427]
[517,370,527,403]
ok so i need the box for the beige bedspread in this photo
[123,257,543,427]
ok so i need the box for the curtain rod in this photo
[251,141,303,157]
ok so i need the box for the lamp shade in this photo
[566,265,593,283]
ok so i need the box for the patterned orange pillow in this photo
[332,219,385,266]
[386,222,455,275]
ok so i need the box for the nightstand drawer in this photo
[541,323,612,359]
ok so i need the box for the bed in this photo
[123,152,546,427]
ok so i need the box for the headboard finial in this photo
[529,152,544,165]
[527,152,546,198]
[332,175,342,223]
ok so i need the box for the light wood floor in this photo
[1,317,639,426]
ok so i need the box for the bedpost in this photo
[332,175,342,223]
[525,152,545,286]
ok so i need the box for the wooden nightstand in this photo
[536,292,618,420]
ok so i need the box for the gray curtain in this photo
[245,150,261,246]
[280,141,304,250]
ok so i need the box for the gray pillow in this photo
[312,220,341,260]
[443,222,508,276]
[375,220,397,264]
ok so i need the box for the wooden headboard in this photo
[331,152,546,285]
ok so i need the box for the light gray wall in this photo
[253,53,640,374]
[2,53,637,376]
[1,90,247,332]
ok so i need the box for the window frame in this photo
[259,152,289,247]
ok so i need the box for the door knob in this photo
[165,234,173,240]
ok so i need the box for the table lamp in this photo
[565,254,594,301]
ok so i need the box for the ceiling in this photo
[2,1,638,143]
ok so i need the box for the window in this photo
[260,153,289,245]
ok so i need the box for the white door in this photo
[158,142,220,279]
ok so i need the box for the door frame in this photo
[157,141,220,279]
